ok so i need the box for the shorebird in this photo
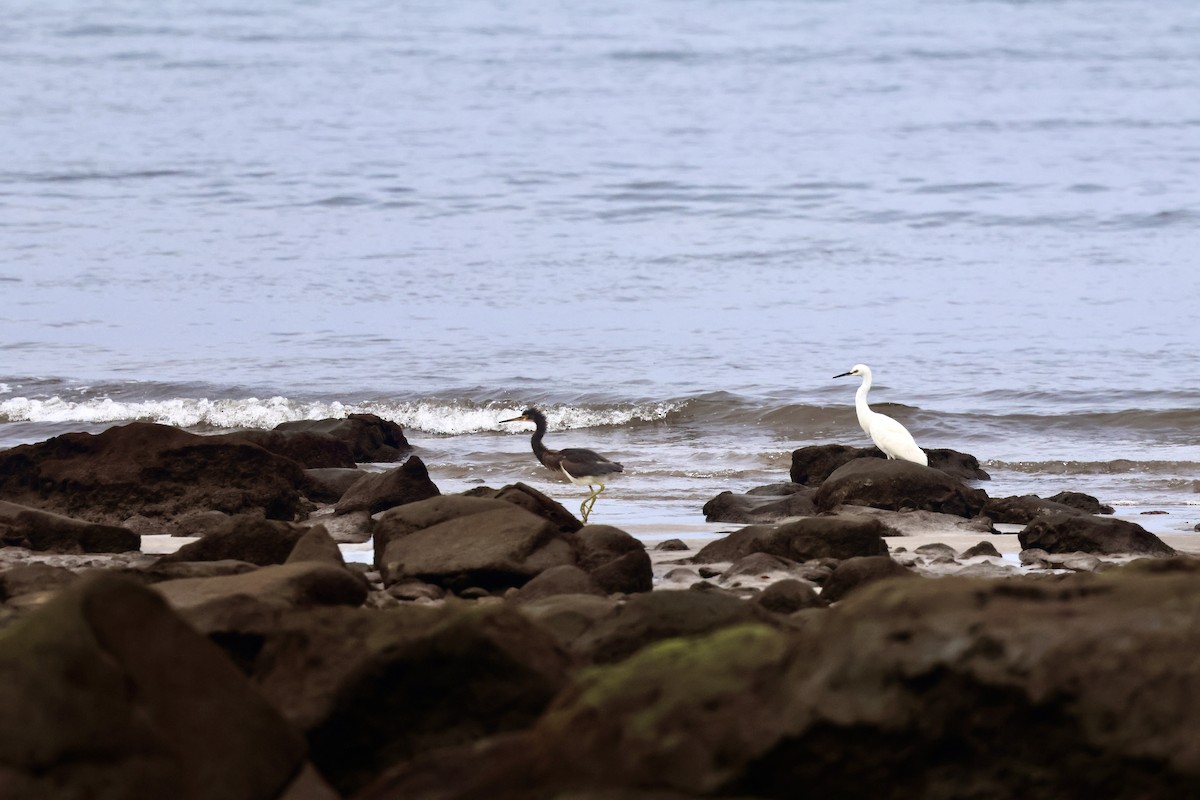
[833,364,928,466]
[500,406,624,524]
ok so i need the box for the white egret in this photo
[833,364,928,466]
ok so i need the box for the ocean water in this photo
[2,0,1198,533]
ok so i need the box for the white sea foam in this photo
[0,396,680,436]
[0,383,10,395]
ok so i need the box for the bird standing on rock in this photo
[499,407,624,524]
[833,364,928,466]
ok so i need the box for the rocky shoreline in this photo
[1,419,1198,798]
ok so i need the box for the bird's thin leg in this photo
[579,496,591,525]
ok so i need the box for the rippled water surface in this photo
[2,0,1198,526]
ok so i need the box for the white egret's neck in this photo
[854,367,874,435]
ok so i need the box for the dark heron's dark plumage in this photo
[499,406,624,523]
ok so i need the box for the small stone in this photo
[1141,510,1168,515]
[698,567,722,579]
[1019,548,1051,568]
[387,581,445,602]
[654,539,690,552]
[458,587,491,600]
[757,579,826,614]
[914,543,958,559]
[661,567,701,583]
[962,541,1002,559]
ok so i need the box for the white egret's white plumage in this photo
[833,364,928,466]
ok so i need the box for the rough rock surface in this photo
[693,517,889,564]
[157,515,310,566]
[334,455,441,516]
[0,575,311,800]
[376,497,574,591]
[814,458,989,518]
[819,555,915,602]
[984,494,1087,525]
[1020,515,1175,557]
[574,525,653,594]
[791,443,989,486]
[569,588,780,664]
[462,482,584,534]
[248,603,571,795]
[0,422,307,530]
[0,501,140,553]
[826,504,997,537]
[213,429,357,469]
[363,570,1200,799]
[702,486,818,523]
[303,468,367,503]
[274,413,411,462]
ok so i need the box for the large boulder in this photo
[570,589,780,664]
[791,444,989,486]
[157,515,309,566]
[463,482,583,534]
[375,497,574,591]
[0,422,308,530]
[333,456,441,516]
[213,429,356,469]
[814,458,988,518]
[819,555,915,602]
[693,517,889,564]
[0,501,139,553]
[0,575,313,799]
[984,494,1087,525]
[249,603,570,796]
[1019,515,1175,557]
[373,493,644,594]
[274,414,411,463]
[363,570,1200,799]
[574,525,652,594]
[702,486,817,523]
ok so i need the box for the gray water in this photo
[2,0,1199,531]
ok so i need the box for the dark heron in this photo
[499,406,624,524]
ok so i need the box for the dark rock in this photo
[790,444,871,486]
[827,504,996,537]
[0,501,139,553]
[153,561,368,621]
[702,487,817,523]
[756,579,827,614]
[365,572,1200,800]
[791,443,989,486]
[376,498,573,590]
[517,594,620,650]
[913,542,957,559]
[984,494,1087,525]
[572,589,779,664]
[303,467,368,503]
[511,565,607,603]
[1020,515,1175,557]
[285,524,346,568]
[462,482,584,534]
[0,575,309,799]
[575,525,652,595]
[172,509,232,537]
[334,455,441,516]
[815,458,989,518]
[720,552,804,580]
[275,413,411,462]
[694,517,889,564]
[961,540,1003,559]
[250,603,570,795]
[1047,491,1114,515]
[820,556,915,602]
[0,562,80,600]
[0,422,307,530]
[387,580,445,602]
[746,482,813,497]
[157,515,308,566]
[923,447,991,480]
[654,538,689,552]
[302,509,372,544]
[135,559,260,583]
[213,428,356,469]
[698,567,722,578]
